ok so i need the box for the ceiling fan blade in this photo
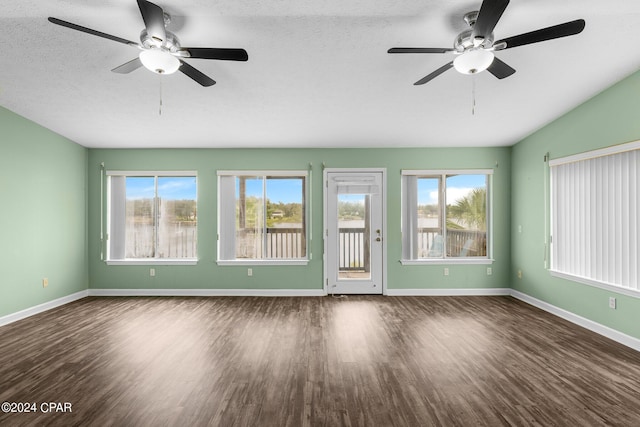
[182,48,248,61]
[111,58,143,74]
[137,0,166,43]
[493,19,585,50]
[487,57,515,79]
[414,62,454,85]
[388,47,454,54]
[472,0,510,41]
[179,60,216,87]
[48,17,137,46]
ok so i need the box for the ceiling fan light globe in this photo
[139,49,180,75]
[453,49,494,75]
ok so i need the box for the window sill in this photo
[550,270,640,299]
[217,259,309,266]
[106,259,198,266]
[400,258,494,266]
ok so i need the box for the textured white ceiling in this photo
[1,0,640,148]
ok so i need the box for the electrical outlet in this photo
[487,267,492,276]
[517,270,522,279]
[42,278,49,288]
[609,297,616,309]
[150,268,155,277]
[248,268,253,277]
[443,268,449,276]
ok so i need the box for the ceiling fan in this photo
[388,0,585,85]
[48,0,248,87]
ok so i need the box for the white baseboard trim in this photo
[510,290,640,352]
[88,288,326,297]
[0,290,89,327]
[386,288,511,296]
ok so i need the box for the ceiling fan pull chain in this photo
[471,74,476,115]
[159,74,163,116]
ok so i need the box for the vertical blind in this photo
[108,175,127,260]
[550,145,639,291]
[402,175,419,260]
[217,175,237,261]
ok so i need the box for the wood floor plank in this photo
[1,295,640,426]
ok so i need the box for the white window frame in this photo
[217,170,310,266]
[401,169,494,265]
[549,140,640,298]
[106,170,198,266]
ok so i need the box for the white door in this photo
[325,170,385,294]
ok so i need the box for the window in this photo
[218,171,308,264]
[107,171,197,264]
[550,142,639,294]
[401,170,492,263]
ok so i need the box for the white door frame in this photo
[323,168,387,295]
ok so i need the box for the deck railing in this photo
[127,222,197,259]
[417,227,487,257]
[339,227,367,271]
[236,227,306,259]
[265,228,305,258]
[234,226,487,262]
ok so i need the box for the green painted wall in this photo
[0,106,88,318]
[87,147,511,291]
[511,70,640,340]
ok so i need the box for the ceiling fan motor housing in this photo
[455,11,494,52]
[140,29,181,53]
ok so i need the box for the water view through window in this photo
[234,176,306,259]
[124,176,197,259]
[415,173,487,258]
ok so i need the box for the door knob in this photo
[376,237,381,242]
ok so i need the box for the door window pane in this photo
[338,194,370,280]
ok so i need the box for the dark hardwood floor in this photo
[1,295,640,426]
